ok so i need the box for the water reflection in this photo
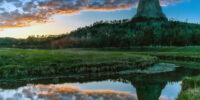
[0,81,176,100]
[0,67,199,100]
[132,80,166,100]
[0,84,138,100]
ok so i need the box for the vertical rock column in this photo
[134,0,167,19]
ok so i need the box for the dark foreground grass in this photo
[177,76,200,100]
[182,76,200,90]
[177,88,200,100]
[0,48,157,78]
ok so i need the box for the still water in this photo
[0,67,199,100]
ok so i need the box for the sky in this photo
[0,0,199,38]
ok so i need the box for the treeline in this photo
[16,35,68,49]
[56,19,200,48]
[0,38,18,48]
[1,19,200,49]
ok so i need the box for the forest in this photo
[1,18,200,49]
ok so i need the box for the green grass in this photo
[177,88,200,100]
[128,46,200,62]
[83,46,200,52]
[130,46,200,52]
[181,76,200,90]
[2,46,199,79]
[177,76,200,100]
[91,46,200,57]
[0,48,157,78]
[1,46,200,81]
[130,48,200,68]
[131,51,200,62]
[90,46,200,68]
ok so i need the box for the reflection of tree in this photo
[123,67,200,100]
[0,68,199,100]
[131,80,167,100]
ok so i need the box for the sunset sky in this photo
[0,0,199,38]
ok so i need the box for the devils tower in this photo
[134,0,167,20]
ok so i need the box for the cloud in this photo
[160,0,186,6]
[0,0,185,29]
[0,84,138,100]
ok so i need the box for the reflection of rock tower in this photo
[134,0,167,19]
[131,81,167,100]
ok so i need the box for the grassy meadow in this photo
[0,48,157,78]
[1,46,200,78]
[89,46,200,68]
[0,46,199,78]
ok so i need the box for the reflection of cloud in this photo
[0,0,186,29]
[159,95,170,100]
[0,84,138,100]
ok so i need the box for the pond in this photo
[0,66,200,100]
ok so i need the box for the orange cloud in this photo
[20,84,138,100]
[0,0,185,30]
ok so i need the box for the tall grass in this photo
[177,76,200,100]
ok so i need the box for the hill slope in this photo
[5,19,200,49]
[49,19,200,48]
